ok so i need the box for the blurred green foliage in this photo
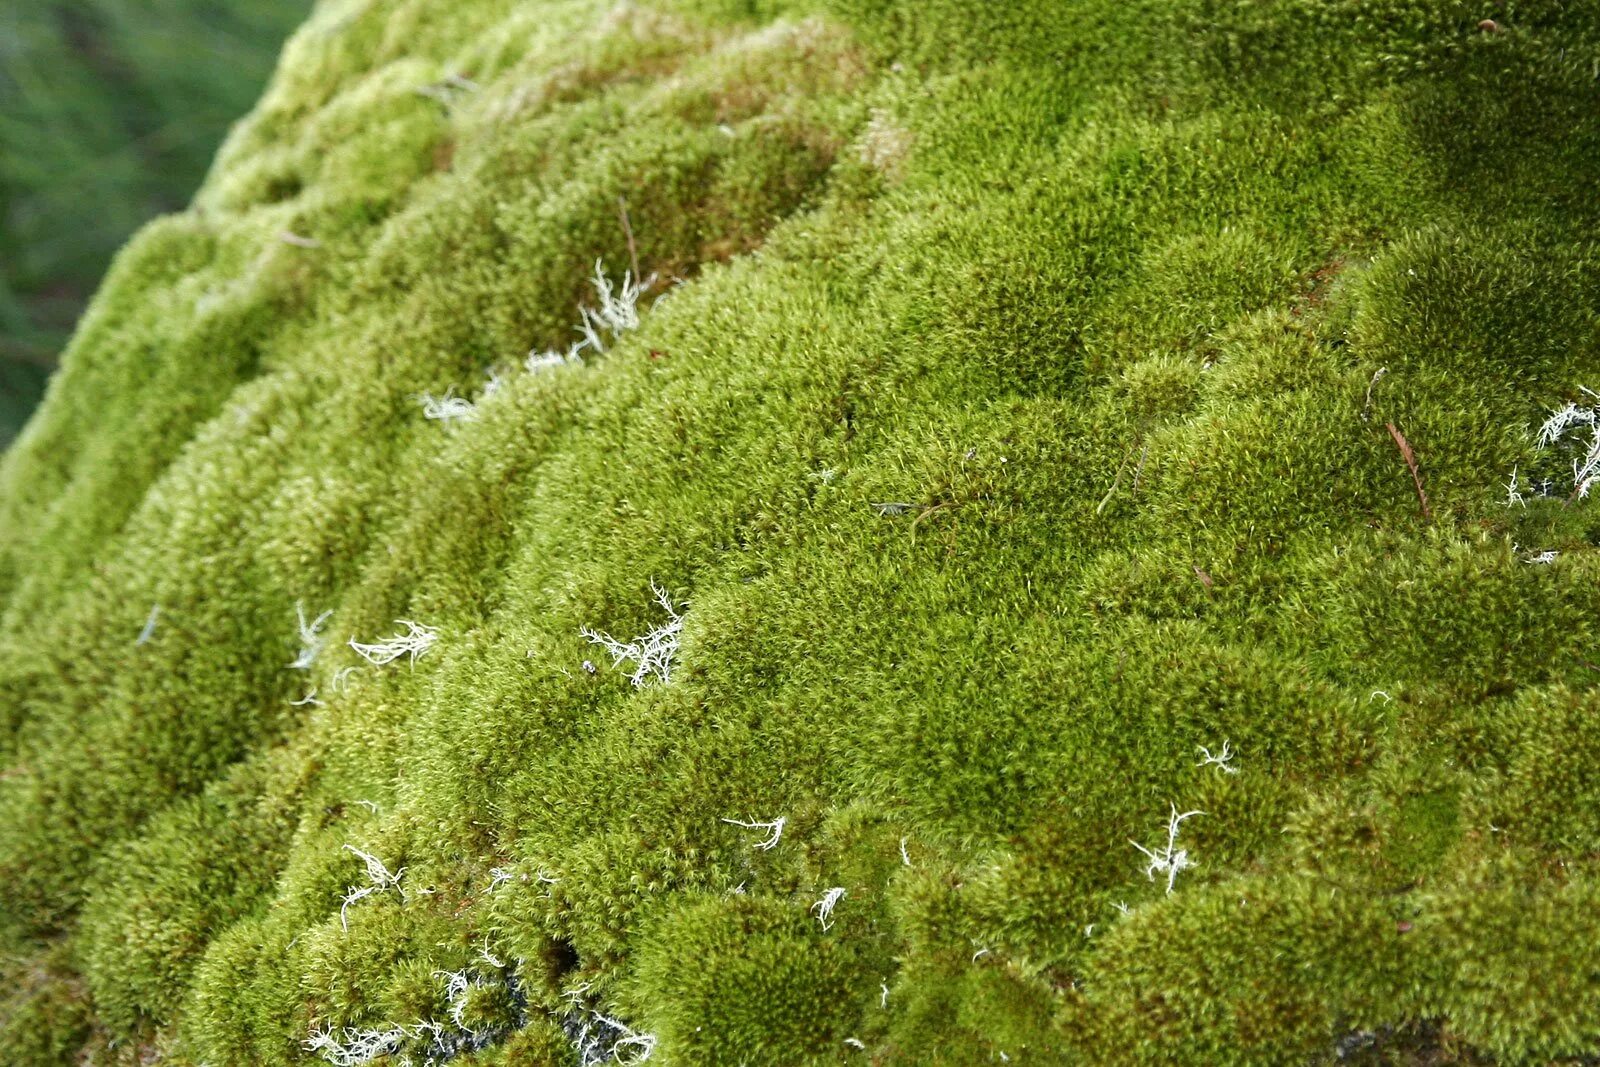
[0,0,309,438]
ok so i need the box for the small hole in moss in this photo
[261,173,303,204]
[545,937,579,980]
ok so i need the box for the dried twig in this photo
[617,196,640,282]
[1095,441,1140,515]
[1385,422,1431,519]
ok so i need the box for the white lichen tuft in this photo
[136,603,160,646]
[562,990,658,1066]
[1195,739,1238,774]
[290,602,334,669]
[419,387,478,423]
[434,967,485,1036]
[1504,464,1528,508]
[525,259,653,374]
[527,340,588,372]
[1534,387,1600,498]
[305,1024,409,1066]
[349,620,438,668]
[721,815,785,851]
[812,887,846,931]
[575,259,654,355]
[1131,805,1203,895]
[856,107,913,176]
[581,582,683,687]
[339,844,405,931]
[604,1018,657,1066]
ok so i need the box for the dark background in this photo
[0,0,310,444]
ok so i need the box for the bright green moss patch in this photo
[3,0,1600,1064]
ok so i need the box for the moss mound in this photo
[3,1,1600,1063]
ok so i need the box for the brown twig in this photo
[1386,422,1431,519]
[1095,440,1140,515]
[617,195,639,281]
[908,501,953,540]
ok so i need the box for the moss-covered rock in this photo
[3,0,1600,1063]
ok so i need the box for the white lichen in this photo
[721,815,785,850]
[349,620,438,668]
[1195,740,1238,774]
[419,388,478,423]
[575,259,654,355]
[435,968,482,1035]
[604,1019,657,1066]
[290,602,333,669]
[562,993,658,1066]
[812,887,846,931]
[340,844,405,931]
[1131,805,1202,895]
[136,604,160,646]
[1504,464,1528,508]
[1535,388,1600,498]
[305,1024,408,1066]
[581,582,683,687]
[525,259,653,374]
[527,340,588,372]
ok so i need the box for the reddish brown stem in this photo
[1386,422,1431,520]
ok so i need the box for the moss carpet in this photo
[3,1,1600,1063]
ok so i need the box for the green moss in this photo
[2,0,1600,1063]
[0,947,92,1065]
[631,894,864,1064]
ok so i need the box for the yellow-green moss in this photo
[3,1,1600,1064]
